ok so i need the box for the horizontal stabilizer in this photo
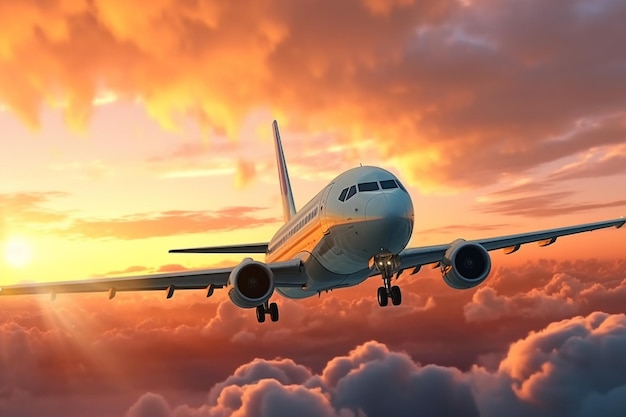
[169,243,269,254]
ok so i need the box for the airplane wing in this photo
[169,243,269,254]
[0,259,304,298]
[396,217,625,274]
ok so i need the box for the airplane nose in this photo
[364,193,413,253]
[365,193,412,220]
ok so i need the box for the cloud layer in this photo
[2,0,625,190]
[126,312,626,417]
[465,259,626,323]
[1,259,625,416]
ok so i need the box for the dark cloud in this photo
[127,341,480,417]
[496,312,626,416]
[207,357,312,404]
[331,350,479,417]
[121,313,626,417]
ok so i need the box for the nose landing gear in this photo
[373,253,402,307]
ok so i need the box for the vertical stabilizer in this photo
[273,120,297,222]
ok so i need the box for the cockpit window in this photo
[338,179,406,203]
[338,187,348,201]
[380,179,398,189]
[358,182,379,192]
[346,185,357,200]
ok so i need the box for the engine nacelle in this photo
[441,239,491,289]
[228,259,275,308]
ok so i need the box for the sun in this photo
[3,238,33,268]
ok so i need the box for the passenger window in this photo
[338,188,348,201]
[380,179,398,189]
[346,185,357,200]
[358,182,379,192]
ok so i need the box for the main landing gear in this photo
[256,301,279,323]
[374,253,402,307]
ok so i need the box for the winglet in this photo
[273,120,297,222]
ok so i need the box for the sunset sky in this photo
[1,0,626,416]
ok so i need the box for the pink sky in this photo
[1,0,626,416]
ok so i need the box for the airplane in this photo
[1,120,624,323]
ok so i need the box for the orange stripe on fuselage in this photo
[266,219,324,263]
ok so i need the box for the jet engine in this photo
[228,259,275,308]
[441,239,491,289]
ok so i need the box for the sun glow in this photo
[3,238,33,268]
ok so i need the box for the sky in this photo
[0,0,625,416]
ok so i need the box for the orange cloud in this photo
[0,190,279,239]
[465,259,626,323]
[0,190,266,238]
[0,192,68,231]
[58,206,279,239]
[234,159,256,189]
[547,144,626,182]
[1,256,626,415]
[1,0,625,192]
[98,265,149,277]
[477,191,626,217]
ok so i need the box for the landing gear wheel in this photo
[390,285,402,306]
[374,253,403,308]
[269,302,279,322]
[256,305,266,323]
[377,286,389,307]
[255,301,280,323]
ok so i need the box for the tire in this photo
[390,286,402,306]
[377,287,389,307]
[269,302,279,322]
[256,305,266,323]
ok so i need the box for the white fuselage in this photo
[266,166,414,298]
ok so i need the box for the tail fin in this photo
[273,120,297,222]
